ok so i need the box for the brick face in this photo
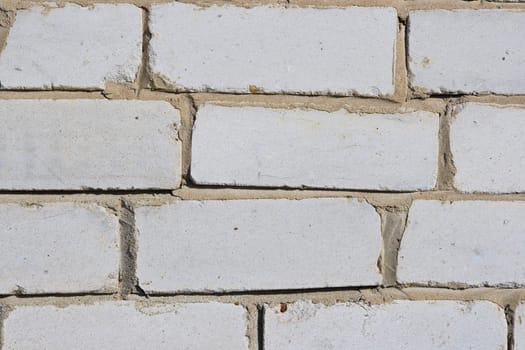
[191,105,439,190]
[408,10,525,95]
[0,202,119,294]
[0,4,142,89]
[135,198,381,292]
[2,302,248,349]
[398,200,525,287]
[0,1,523,348]
[515,303,525,350]
[0,100,181,190]
[265,301,507,350]
[451,103,525,193]
[149,3,397,96]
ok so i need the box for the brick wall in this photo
[0,1,524,349]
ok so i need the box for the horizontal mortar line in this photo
[397,283,525,290]
[187,91,525,101]
[182,183,418,194]
[0,89,524,106]
[151,88,403,101]
[2,188,525,201]
[0,189,176,196]
[0,87,103,93]
[0,292,118,300]
[131,285,381,297]
[175,186,525,199]
[0,88,399,102]
[2,286,525,302]
[425,92,525,100]
[131,285,525,297]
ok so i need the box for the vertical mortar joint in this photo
[506,304,515,350]
[376,206,409,288]
[436,103,457,190]
[118,198,138,298]
[257,304,265,350]
[180,94,197,186]
[136,5,152,97]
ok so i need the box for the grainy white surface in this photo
[191,105,439,190]
[0,4,142,89]
[149,3,397,96]
[398,200,525,286]
[135,198,381,292]
[0,100,181,190]
[514,303,525,350]
[265,300,507,350]
[0,203,119,294]
[451,103,525,193]
[3,302,248,350]
[409,10,525,94]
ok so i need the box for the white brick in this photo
[2,301,248,350]
[191,105,439,190]
[408,10,525,95]
[265,300,506,350]
[135,198,381,292]
[0,203,118,294]
[0,4,142,89]
[0,100,181,190]
[451,103,525,193]
[398,200,525,286]
[514,303,525,350]
[149,3,397,96]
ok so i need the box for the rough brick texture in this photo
[451,103,525,193]
[149,3,397,96]
[191,105,439,190]
[515,303,525,350]
[0,1,523,348]
[0,202,119,294]
[0,4,142,89]
[265,300,507,349]
[398,200,525,287]
[408,10,525,95]
[0,100,181,190]
[135,198,381,292]
[2,302,248,349]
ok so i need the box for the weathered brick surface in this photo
[398,200,525,287]
[515,303,525,350]
[149,3,397,96]
[2,302,248,349]
[0,1,523,348]
[0,4,142,89]
[408,10,525,95]
[265,300,507,349]
[0,202,119,294]
[135,198,381,292]
[451,103,525,193]
[0,100,181,190]
[191,105,439,190]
